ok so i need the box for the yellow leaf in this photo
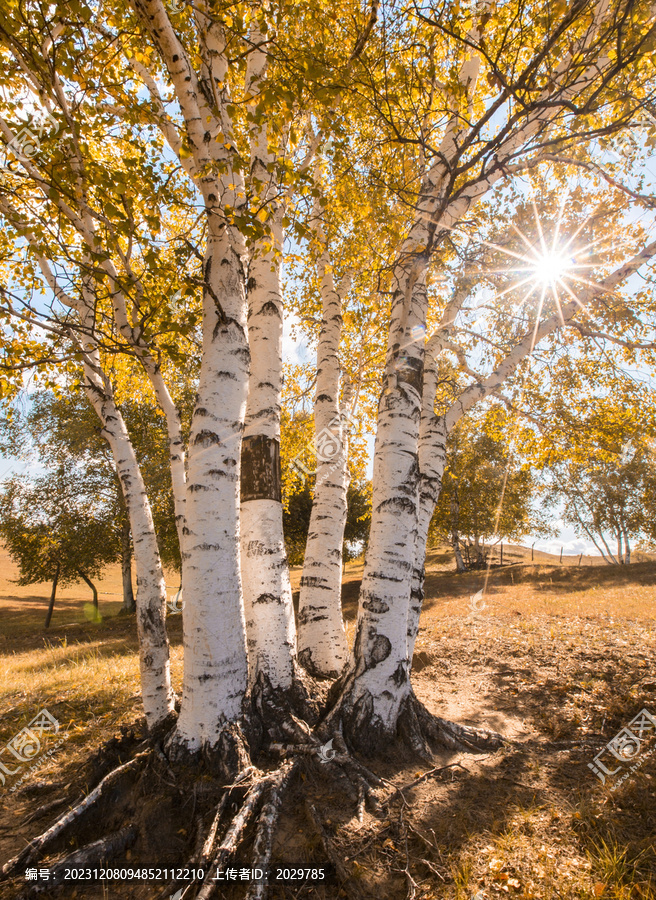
[593,884,606,898]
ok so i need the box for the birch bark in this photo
[297,219,350,678]
[239,28,297,692]
[335,239,431,748]
[80,313,175,727]
[241,216,296,691]
[132,0,254,749]
[16,224,176,728]
[174,211,250,748]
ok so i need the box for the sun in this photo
[439,194,616,340]
[529,250,575,289]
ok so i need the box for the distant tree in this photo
[283,480,371,567]
[0,465,119,627]
[546,439,656,564]
[0,390,183,610]
[343,482,372,561]
[282,484,314,568]
[429,407,549,571]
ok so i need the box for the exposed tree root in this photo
[398,693,507,756]
[27,826,137,893]
[304,801,365,900]
[0,749,151,880]
[156,767,259,900]
[243,766,295,900]
[20,796,72,828]
[2,682,508,900]
[194,761,297,900]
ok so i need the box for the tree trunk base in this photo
[248,669,325,754]
[164,719,253,785]
[2,688,506,900]
[327,681,506,759]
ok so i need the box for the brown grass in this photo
[0,544,655,899]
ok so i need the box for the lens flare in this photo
[530,251,574,288]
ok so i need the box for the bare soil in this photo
[0,546,655,899]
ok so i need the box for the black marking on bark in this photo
[396,355,423,394]
[378,496,416,514]
[241,435,281,502]
[253,592,282,605]
[316,393,332,403]
[233,346,250,363]
[259,300,280,317]
[364,632,391,669]
[246,539,275,556]
[361,594,390,614]
[372,564,409,579]
[391,662,408,686]
[298,646,338,680]
[300,576,330,589]
[193,429,221,447]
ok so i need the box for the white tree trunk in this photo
[240,212,296,691]
[408,400,448,660]
[239,27,297,691]
[142,365,188,550]
[297,237,349,678]
[32,265,176,728]
[452,536,466,573]
[83,362,175,727]
[174,215,250,749]
[337,234,431,748]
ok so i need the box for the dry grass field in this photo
[0,543,655,899]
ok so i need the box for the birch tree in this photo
[296,188,352,678]
[323,0,656,752]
